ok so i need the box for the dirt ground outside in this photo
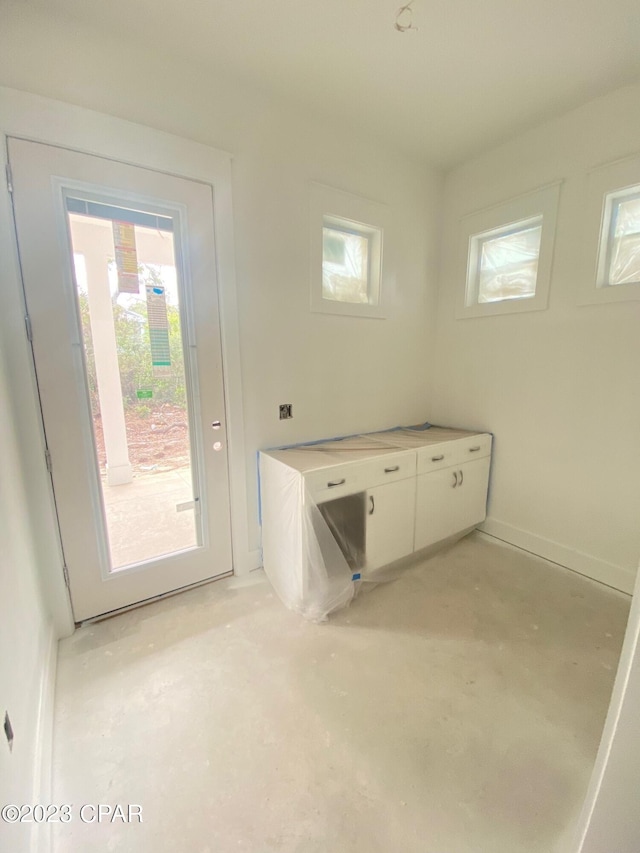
[92,403,190,475]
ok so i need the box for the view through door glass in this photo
[67,200,200,570]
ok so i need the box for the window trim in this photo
[456,183,561,319]
[310,183,389,319]
[582,153,640,306]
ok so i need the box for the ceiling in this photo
[4,0,640,167]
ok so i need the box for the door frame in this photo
[0,86,253,635]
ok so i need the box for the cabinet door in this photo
[414,456,490,551]
[365,479,416,572]
[414,466,460,551]
[455,456,491,531]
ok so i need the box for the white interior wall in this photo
[230,122,439,552]
[0,361,55,853]
[0,263,59,853]
[432,81,640,593]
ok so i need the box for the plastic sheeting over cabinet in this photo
[260,452,357,621]
[259,427,492,621]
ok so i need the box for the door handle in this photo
[369,495,375,515]
[327,478,346,488]
[384,465,400,473]
[469,446,481,452]
[431,454,445,462]
[452,471,458,488]
[459,469,464,486]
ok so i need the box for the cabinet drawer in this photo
[303,451,415,504]
[417,443,459,474]
[453,434,492,463]
[361,451,416,489]
[416,433,492,474]
[304,465,363,504]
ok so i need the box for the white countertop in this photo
[262,426,484,474]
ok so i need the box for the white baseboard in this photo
[480,517,636,595]
[231,547,262,576]
[247,548,263,572]
[30,623,57,853]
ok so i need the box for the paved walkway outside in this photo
[101,466,196,568]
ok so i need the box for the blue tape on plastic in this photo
[352,573,361,581]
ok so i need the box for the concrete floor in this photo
[52,533,630,853]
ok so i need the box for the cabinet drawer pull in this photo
[459,469,464,486]
[327,478,346,488]
[369,495,375,515]
[469,446,481,452]
[431,454,445,462]
[384,465,400,473]
[452,471,458,488]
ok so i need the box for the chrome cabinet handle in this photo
[369,495,375,515]
[452,471,458,488]
[327,478,346,487]
[431,454,445,462]
[384,465,400,473]
[469,446,481,452]
[459,469,464,486]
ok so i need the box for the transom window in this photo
[321,217,380,306]
[581,155,640,305]
[468,217,543,305]
[598,187,640,288]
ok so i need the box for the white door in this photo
[8,138,233,622]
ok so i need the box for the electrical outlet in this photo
[4,711,13,752]
[279,404,293,420]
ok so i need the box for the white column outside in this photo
[80,228,133,486]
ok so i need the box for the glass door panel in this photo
[67,204,199,570]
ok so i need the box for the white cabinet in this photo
[365,478,416,572]
[259,427,491,619]
[415,457,491,551]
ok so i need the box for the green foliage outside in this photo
[78,264,186,416]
